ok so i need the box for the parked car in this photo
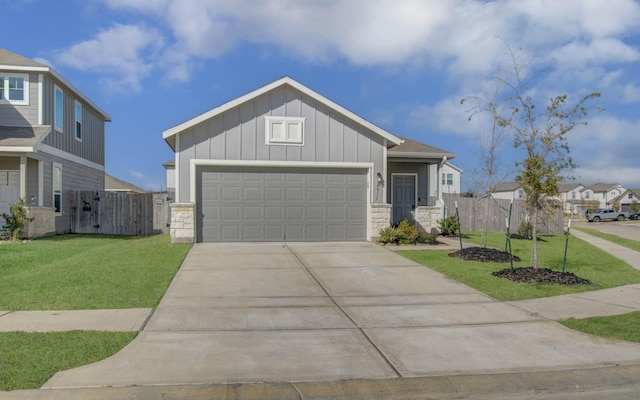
[586,209,629,222]
[629,212,640,220]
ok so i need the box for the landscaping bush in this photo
[397,219,418,244]
[517,220,533,240]
[378,226,401,244]
[438,215,459,236]
[1,198,34,242]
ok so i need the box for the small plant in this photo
[416,234,438,245]
[378,226,400,244]
[631,200,639,214]
[517,220,533,240]
[397,219,418,244]
[438,215,459,236]
[1,198,34,242]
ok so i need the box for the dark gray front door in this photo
[392,175,415,224]
[196,166,367,242]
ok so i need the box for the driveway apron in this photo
[45,242,640,388]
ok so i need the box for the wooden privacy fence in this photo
[70,191,160,235]
[439,194,564,236]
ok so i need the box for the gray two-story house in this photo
[0,49,110,236]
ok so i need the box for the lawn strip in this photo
[560,312,640,344]
[573,226,640,253]
[0,331,136,391]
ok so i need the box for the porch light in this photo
[376,172,384,187]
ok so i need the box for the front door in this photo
[392,174,416,225]
[0,171,20,226]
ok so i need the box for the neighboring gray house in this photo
[491,181,524,200]
[105,174,148,194]
[581,183,627,210]
[0,49,110,236]
[163,77,454,243]
[614,188,640,213]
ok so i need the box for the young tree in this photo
[497,49,601,269]
[461,80,509,248]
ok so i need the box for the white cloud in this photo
[55,24,164,92]
[131,170,145,180]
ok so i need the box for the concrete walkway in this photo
[3,230,640,399]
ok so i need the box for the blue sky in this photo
[4,0,640,191]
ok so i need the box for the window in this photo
[0,74,29,105]
[585,191,590,199]
[441,173,445,185]
[75,101,82,141]
[630,194,634,199]
[54,86,64,132]
[572,191,576,199]
[518,190,524,199]
[53,163,62,213]
[265,116,304,145]
[446,173,453,186]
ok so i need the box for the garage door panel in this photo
[197,167,367,242]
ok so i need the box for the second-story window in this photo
[0,74,29,105]
[54,86,64,132]
[446,173,453,186]
[75,101,82,141]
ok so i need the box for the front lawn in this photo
[0,331,136,391]
[0,234,191,310]
[399,232,640,301]
[560,312,640,344]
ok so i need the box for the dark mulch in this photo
[448,246,521,263]
[493,267,592,285]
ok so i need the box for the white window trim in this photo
[53,162,62,215]
[264,116,305,145]
[0,73,29,106]
[75,101,82,141]
[54,85,64,133]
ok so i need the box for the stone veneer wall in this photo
[24,207,56,238]
[170,203,195,243]
[370,203,391,240]
[413,205,443,235]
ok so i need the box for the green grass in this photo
[560,312,640,344]
[0,234,192,310]
[399,232,640,301]
[573,226,640,252]
[0,331,136,391]
[0,234,191,391]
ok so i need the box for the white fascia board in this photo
[189,159,374,203]
[0,147,33,152]
[163,77,403,146]
[389,151,456,159]
[38,144,105,172]
[3,65,112,121]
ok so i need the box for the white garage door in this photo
[196,166,368,242]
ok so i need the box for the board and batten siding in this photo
[40,76,105,166]
[0,72,40,125]
[27,151,104,232]
[176,85,385,202]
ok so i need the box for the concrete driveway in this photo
[44,242,640,388]
[573,219,640,242]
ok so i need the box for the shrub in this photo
[517,220,533,239]
[416,234,438,245]
[438,215,459,236]
[397,219,418,244]
[378,226,400,244]
[1,198,34,242]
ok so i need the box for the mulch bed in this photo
[493,267,592,285]
[448,246,521,263]
[509,234,546,242]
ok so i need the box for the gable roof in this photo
[0,48,111,121]
[492,181,521,192]
[585,182,625,193]
[0,126,51,152]
[557,183,583,193]
[105,174,149,193]
[388,137,455,160]
[162,76,403,151]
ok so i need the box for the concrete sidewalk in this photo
[0,309,152,332]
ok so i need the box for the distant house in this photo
[557,183,585,214]
[614,188,640,213]
[105,174,148,193]
[162,76,455,243]
[581,183,627,210]
[163,160,175,191]
[490,181,524,200]
[0,49,110,236]
[428,161,462,197]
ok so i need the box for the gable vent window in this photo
[75,101,82,141]
[265,116,304,145]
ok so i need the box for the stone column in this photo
[170,203,195,243]
[370,203,392,241]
